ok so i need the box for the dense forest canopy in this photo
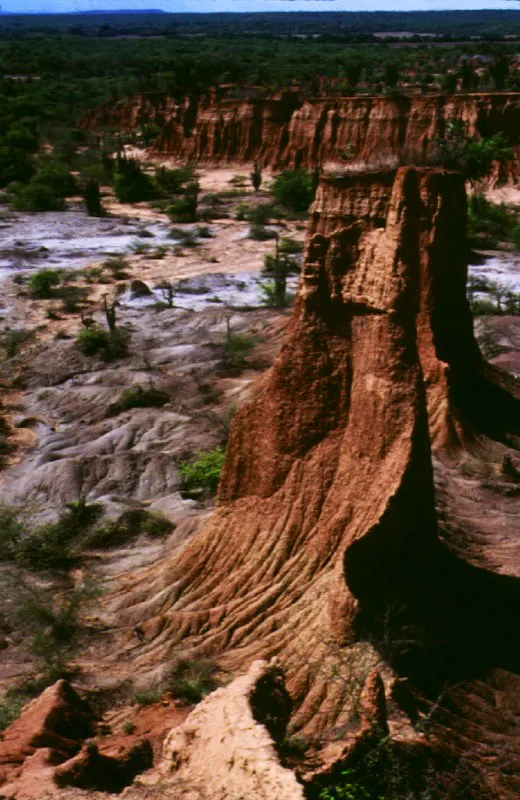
[2,10,520,40]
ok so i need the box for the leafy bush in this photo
[279,237,304,255]
[435,123,512,182]
[76,327,130,361]
[245,202,279,225]
[11,182,66,212]
[2,499,103,571]
[134,689,162,707]
[271,170,315,213]
[178,447,226,496]
[167,181,199,223]
[168,228,199,247]
[195,225,213,238]
[28,269,61,298]
[467,194,516,249]
[249,224,278,241]
[114,158,157,203]
[106,385,169,416]
[319,769,378,800]
[0,145,35,187]
[168,658,219,705]
[155,164,196,195]
[33,160,77,197]
[83,509,173,550]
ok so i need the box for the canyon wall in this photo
[90,92,520,173]
[111,166,519,796]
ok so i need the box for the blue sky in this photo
[3,1,520,14]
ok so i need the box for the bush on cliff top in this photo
[271,170,315,213]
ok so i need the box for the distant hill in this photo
[71,9,166,14]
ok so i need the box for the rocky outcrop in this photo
[0,680,94,784]
[0,681,153,798]
[111,165,519,797]
[90,92,520,175]
[125,661,304,800]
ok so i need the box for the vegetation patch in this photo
[167,658,220,705]
[83,509,174,550]
[1,499,103,571]
[106,385,169,417]
[76,327,130,361]
[178,447,226,496]
[270,170,316,213]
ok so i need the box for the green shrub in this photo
[11,182,66,212]
[84,509,173,550]
[2,499,103,571]
[0,688,32,732]
[234,202,250,221]
[134,689,162,707]
[122,720,136,735]
[279,237,304,255]
[467,194,516,249]
[28,269,61,298]
[155,164,195,195]
[319,769,377,800]
[168,658,219,705]
[0,145,35,187]
[114,159,157,203]
[245,202,278,225]
[106,385,169,417]
[130,240,151,255]
[221,330,255,373]
[76,327,129,361]
[178,447,226,496]
[249,224,277,241]
[271,170,315,213]
[103,256,129,280]
[167,180,199,223]
[168,228,199,247]
[33,160,77,197]
[196,225,213,239]
[150,245,170,259]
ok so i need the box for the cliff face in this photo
[90,92,520,174]
[110,166,519,796]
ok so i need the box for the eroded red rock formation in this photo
[89,92,520,175]
[112,165,519,797]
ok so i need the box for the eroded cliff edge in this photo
[107,166,519,797]
[90,92,520,176]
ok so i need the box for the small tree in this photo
[250,161,262,192]
[84,178,104,217]
[103,294,117,334]
[260,238,293,308]
[490,54,510,91]
[155,280,177,308]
